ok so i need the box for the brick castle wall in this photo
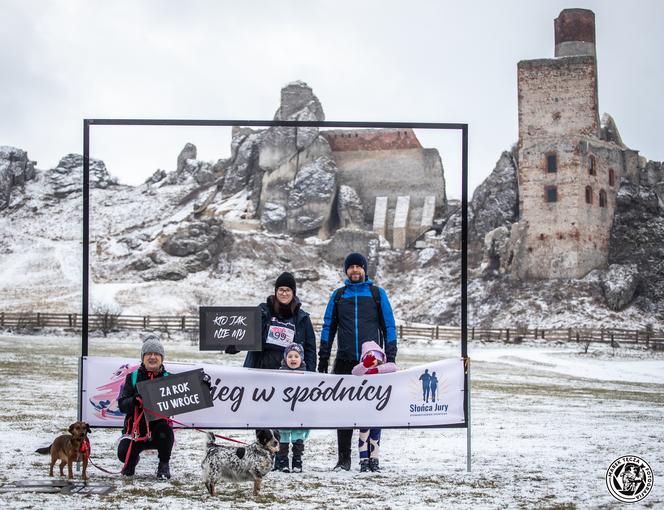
[518,56,599,140]
[322,128,422,152]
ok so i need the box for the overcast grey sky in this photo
[1,0,662,199]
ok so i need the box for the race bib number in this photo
[265,319,295,348]
[266,319,296,348]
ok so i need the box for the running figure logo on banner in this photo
[408,367,448,417]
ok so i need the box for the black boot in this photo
[156,461,171,480]
[274,443,290,472]
[291,440,304,473]
[368,458,380,472]
[360,459,370,472]
[333,453,351,471]
[122,454,139,477]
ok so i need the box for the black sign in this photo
[199,306,261,352]
[136,369,213,421]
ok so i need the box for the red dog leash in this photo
[80,437,124,475]
[142,406,248,445]
[86,402,248,476]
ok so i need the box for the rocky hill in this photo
[1,84,663,330]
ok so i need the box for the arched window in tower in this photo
[588,155,596,176]
[546,153,557,173]
[585,186,593,205]
[609,168,615,187]
[545,185,558,203]
[599,189,607,207]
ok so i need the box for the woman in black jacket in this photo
[243,272,317,371]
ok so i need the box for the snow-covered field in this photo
[0,332,662,509]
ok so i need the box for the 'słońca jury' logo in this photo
[409,369,448,415]
[606,456,653,503]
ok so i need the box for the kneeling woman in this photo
[243,272,317,372]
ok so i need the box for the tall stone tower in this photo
[511,9,639,279]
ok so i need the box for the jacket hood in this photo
[360,340,385,362]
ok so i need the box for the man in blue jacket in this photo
[318,252,397,471]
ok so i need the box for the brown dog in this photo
[36,421,91,480]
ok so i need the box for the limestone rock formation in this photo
[221,128,263,199]
[177,143,197,173]
[600,113,625,147]
[255,81,338,237]
[0,146,36,209]
[286,156,337,235]
[443,150,519,264]
[46,154,117,198]
[293,268,320,282]
[321,228,380,277]
[600,264,639,311]
[160,217,234,273]
[165,143,225,187]
[140,262,189,282]
[145,169,167,185]
[274,80,325,123]
[471,151,519,244]
[609,160,664,304]
[219,81,328,212]
[337,185,364,229]
[480,226,511,276]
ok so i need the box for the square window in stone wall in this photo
[546,154,557,173]
[545,186,558,203]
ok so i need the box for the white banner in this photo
[82,356,466,428]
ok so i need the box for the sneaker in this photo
[291,465,302,473]
[368,458,380,472]
[280,466,291,473]
[156,461,171,480]
[359,459,370,472]
[333,458,351,471]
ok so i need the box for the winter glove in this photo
[224,345,239,355]
[366,367,379,375]
[132,395,143,411]
[200,371,212,391]
[318,357,329,374]
[362,354,377,368]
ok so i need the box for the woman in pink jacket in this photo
[351,340,398,472]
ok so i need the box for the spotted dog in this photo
[202,429,280,496]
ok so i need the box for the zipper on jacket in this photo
[354,292,359,360]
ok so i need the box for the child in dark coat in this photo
[275,343,310,473]
[351,340,398,472]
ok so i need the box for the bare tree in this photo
[91,301,123,337]
[185,289,217,345]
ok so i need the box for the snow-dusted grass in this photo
[0,333,663,509]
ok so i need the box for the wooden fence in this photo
[1,311,663,348]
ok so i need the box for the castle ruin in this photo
[509,8,639,279]
[323,128,446,248]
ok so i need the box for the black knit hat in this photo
[344,252,368,276]
[274,272,297,295]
